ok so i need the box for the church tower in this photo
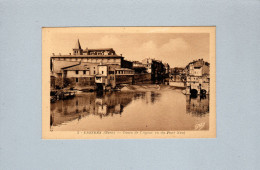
[73,39,83,55]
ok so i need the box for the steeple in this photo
[75,39,82,50]
[73,39,83,55]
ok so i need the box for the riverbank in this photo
[52,84,185,93]
[120,84,184,92]
[51,84,186,103]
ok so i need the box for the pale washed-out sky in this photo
[47,33,209,68]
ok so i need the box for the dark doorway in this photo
[190,89,198,98]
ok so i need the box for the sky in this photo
[46,33,209,68]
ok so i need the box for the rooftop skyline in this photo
[47,33,209,67]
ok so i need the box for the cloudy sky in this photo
[46,33,209,67]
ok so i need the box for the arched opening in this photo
[200,89,207,97]
[190,89,198,98]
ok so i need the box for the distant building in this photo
[170,67,185,75]
[185,59,210,96]
[170,67,185,81]
[163,63,170,76]
[141,58,153,73]
[132,61,145,67]
[168,67,186,87]
[132,61,147,74]
[142,58,166,83]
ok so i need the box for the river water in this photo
[51,86,209,131]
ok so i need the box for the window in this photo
[83,70,86,74]
[102,71,104,74]
[75,70,78,74]
[94,71,95,74]
[76,78,78,82]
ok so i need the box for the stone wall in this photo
[52,77,95,89]
[115,75,133,85]
[133,73,152,84]
[66,77,95,87]
[115,73,152,85]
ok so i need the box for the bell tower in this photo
[73,39,83,55]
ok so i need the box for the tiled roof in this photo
[57,62,80,72]
[62,64,90,71]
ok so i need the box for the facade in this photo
[151,59,166,83]
[95,65,136,89]
[51,39,134,89]
[114,68,135,85]
[141,58,153,73]
[51,39,132,74]
[63,63,97,89]
[95,65,113,89]
[169,67,185,87]
[170,67,185,81]
[142,58,166,83]
[132,61,147,74]
[133,61,145,67]
[163,63,170,76]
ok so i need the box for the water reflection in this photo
[186,95,209,116]
[50,88,209,131]
[51,91,161,127]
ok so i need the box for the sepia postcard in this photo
[42,27,216,139]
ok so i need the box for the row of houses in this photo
[51,39,170,90]
[169,59,210,96]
